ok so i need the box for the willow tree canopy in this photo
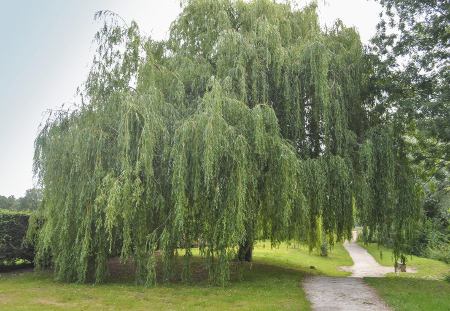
[31,0,421,286]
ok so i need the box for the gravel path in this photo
[302,236,393,310]
[303,276,391,311]
[340,241,395,277]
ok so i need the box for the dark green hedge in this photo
[0,209,34,264]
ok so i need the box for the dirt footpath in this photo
[302,276,391,311]
[340,241,395,277]
[302,237,394,310]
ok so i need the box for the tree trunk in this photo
[237,240,253,262]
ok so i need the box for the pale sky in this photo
[0,0,381,198]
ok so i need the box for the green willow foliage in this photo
[31,0,421,286]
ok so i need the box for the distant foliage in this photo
[0,210,34,265]
[32,0,421,285]
[0,188,42,212]
[0,195,16,210]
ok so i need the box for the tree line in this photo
[0,189,42,212]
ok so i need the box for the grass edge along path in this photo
[365,277,450,311]
[359,242,450,311]
[358,242,450,279]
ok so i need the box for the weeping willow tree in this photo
[30,0,422,286]
[356,125,423,263]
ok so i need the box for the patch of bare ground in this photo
[34,298,77,308]
[303,276,391,311]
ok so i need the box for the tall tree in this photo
[368,0,448,259]
[16,189,42,211]
[371,0,449,176]
[0,195,16,210]
[31,0,420,286]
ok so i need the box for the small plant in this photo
[400,255,407,265]
[320,242,328,257]
[395,255,407,272]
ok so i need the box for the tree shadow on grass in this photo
[106,255,309,287]
[1,254,310,288]
[0,260,33,273]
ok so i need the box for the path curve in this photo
[340,241,395,277]
[302,235,394,310]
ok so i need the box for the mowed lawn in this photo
[360,242,450,279]
[359,243,450,311]
[0,242,352,311]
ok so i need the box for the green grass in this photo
[365,278,450,311]
[0,209,31,215]
[0,242,352,310]
[0,267,309,311]
[6,241,447,311]
[359,242,450,311]
[359,242,450,279]
[253,241,353,277]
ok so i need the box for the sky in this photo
[0,0,381,198]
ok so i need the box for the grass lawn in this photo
[365,278,450,311]
[253,241,352,277]
[0,242,352,310]
[359,242,450,311]
[359,242,450,279]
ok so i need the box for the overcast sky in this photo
[0,0,381,198]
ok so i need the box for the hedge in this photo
[0,209,34,264]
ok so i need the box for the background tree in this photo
[0,195,16,210]
[0,189,42,212]
[16,189,42,211]
[372,0,448,146]
[369,0,449,262]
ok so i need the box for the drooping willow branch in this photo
[30,0,421,286]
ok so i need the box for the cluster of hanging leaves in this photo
[31,0,422,286]
[357,125,423,262]
[369,0,448,261]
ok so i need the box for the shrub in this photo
[320,241,328,257]
[428,242,450,264]
[0,209,34,265]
